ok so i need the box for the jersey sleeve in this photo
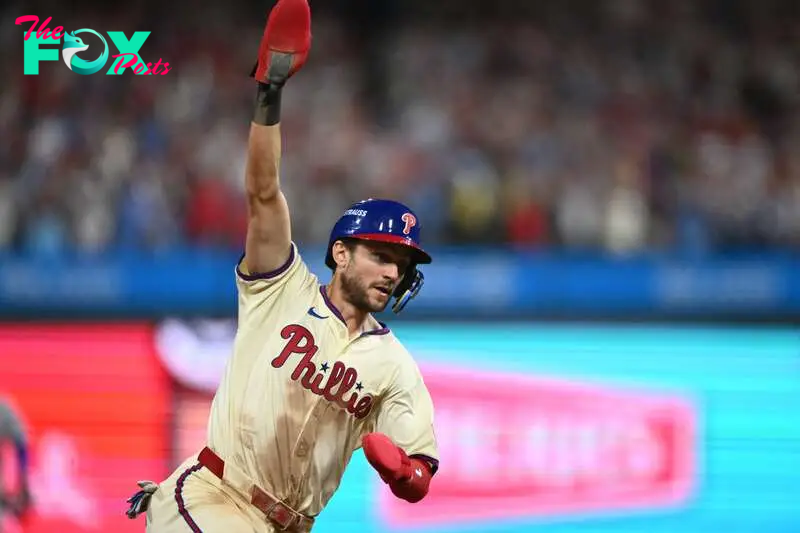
[235,242,317,320]
[376,361,439,475]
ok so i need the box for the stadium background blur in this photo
[0,0,798,532]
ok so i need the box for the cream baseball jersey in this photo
[203,243,439,517]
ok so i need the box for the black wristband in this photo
[253,82,282,126]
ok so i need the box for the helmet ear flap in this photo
[392,265,424,314]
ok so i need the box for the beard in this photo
[340,265,390,313]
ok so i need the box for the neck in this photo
[325,283,369,337]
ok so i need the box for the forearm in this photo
[246,81,284,199]
[246,119,281,199]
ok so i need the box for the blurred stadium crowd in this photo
[0,0,798,257]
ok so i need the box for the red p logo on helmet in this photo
[401,213,417,235]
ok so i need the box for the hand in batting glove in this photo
[250,0,312,125]
[362,433,432,503]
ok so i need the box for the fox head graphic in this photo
[61,31,89,70]
[61,29,108,75]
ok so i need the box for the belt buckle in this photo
[266,501,296,531]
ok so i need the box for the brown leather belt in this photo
[198,447,314,531]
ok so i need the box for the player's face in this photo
[340,241,412,313]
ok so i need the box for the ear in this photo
[330,240,353,270]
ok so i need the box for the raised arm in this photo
[244,121,291,274]
[242,0,311,275]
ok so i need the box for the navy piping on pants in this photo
[174,463,204,532]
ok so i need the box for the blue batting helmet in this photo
[325,199,431,313]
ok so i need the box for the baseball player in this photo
[126,0,439,531]
[0,400,32,530]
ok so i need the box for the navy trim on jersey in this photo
[174,463,204,532]
[236,244,295,281]
[319,286,348,326]
[363,322,390,336]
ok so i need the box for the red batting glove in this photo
[251,0,312,86]
[363,433,433,503]
[362,433,413,483]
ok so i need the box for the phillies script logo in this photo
[271,325,373,419]
[16,16,171,75]
[380,365,697,527]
